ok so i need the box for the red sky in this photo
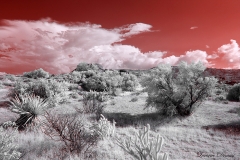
[1,0,240,75]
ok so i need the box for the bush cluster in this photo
[23,68,50,79]
[226,83,240,101]
[10,78,69,107]
[74,62,103,72]
[74,63,139,93]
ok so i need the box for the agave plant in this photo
[9,93,49,130]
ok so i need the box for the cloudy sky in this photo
[1,0,240,75]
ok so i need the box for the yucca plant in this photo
[8,93,49,130]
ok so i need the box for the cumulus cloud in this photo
[218,39,240,68]
[0,19,213,74]
[0,19,154,74]
[175,50,210,67]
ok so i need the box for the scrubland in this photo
[0,63,240,160]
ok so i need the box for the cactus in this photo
[91,114,116,139]
[116,124,168,160]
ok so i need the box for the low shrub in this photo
[9,79,69,107]
[214,95,225,102]
[0,127,22,159]
[116,124,168,160]
[82,90,109,102]
[226,83,240,101]
[130,97,138,102]
[42,112,99,157]
[81,91,106,119]
[215,89,223,95]
[23,68,50,79]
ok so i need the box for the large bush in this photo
[226,83,240,101]
[23,68,50,79]
[141,61,217,116]
[121,73,139,91]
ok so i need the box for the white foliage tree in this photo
[141,61,217,116]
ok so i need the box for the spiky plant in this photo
[116,124,168,160]
[9,93,49,130]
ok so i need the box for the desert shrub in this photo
[1,121,16,129]
[121,73,139,91]
[226,83,240,101]
[4,74,16,82]
[116,124,168,160]
[90,114,116,139]
[215,89,223,95]
[80,71,121,92]
[69,71,85,83]
[10,79,68,107]
[130,97,138,102]
[80,91,106,119]
[141,61,217,116]
[81,74,108,92]
[214,95,225,102]
[0,127,22,159]
[82,90,109,102]
[69,92,80,99]
[75,62,103,72]
[67,83,79,91]
[0,81,3,89]
[9,93,49,130]
[23,68,50,79]
[235,107,240,116]
[111,87,122,96]
[42,112,99,157]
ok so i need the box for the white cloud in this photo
[218,39,240,69]
[0,19,215,74]
[190,26,198,30]
[175,50,210,67]
[207,53,219,59]
[0,19,153,74]
[115,23,152,38]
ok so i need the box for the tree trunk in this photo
[176,105,191,116]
